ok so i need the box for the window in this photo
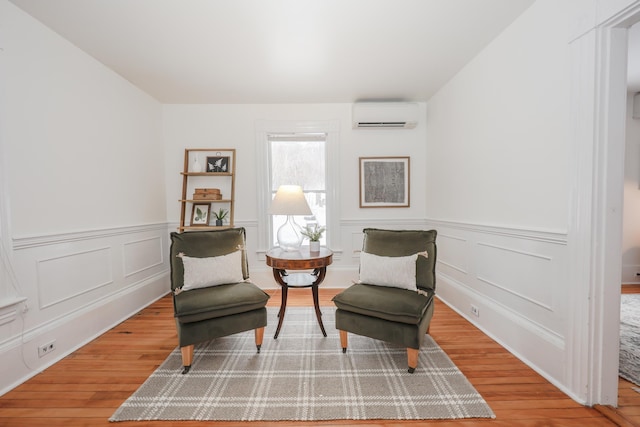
[269,134,326,245]
[255,121,340,252]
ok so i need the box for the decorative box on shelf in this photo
[193,188,222,200]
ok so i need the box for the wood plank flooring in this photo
[0,287,633,426]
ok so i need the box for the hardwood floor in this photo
[0,287,633,426]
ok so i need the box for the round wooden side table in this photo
[265,246,333,339]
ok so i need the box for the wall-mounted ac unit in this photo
[352,102,419,129]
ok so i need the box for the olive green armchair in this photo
[170,228,270,374]
[332,228,437,373]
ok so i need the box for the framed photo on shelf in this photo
[190,203,211,226]
[206,156,230,173]
[359,156,410,208]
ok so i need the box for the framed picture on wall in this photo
[359,156,410,208]
[206,156,230,173]
[190,203,211,226]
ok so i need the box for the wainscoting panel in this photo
[1,223,170,397]
[426,219,568,392]
[123,236,164,278]
[351,231,365,257]
[436,232,469,282]
[476,240,553,306]
[37,247,113,309]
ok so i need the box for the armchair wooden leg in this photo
[181,345,194,374]
[407,348,419,373]
[339,330,348,353]
[255,327,265,353]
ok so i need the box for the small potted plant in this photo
[212,208,228,226]
[300,224,325,253]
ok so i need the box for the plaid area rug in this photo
[110,307,494,421]
[620,294,640,386]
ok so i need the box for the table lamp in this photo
[268,185,312,251]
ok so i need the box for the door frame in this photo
[568,3,640,406]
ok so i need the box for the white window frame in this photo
[255,120,340,254]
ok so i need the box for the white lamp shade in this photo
[268,185,312,215]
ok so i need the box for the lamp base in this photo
[277,216,303,251]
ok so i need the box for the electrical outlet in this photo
[38,340,56,358]
[471,305,480,317]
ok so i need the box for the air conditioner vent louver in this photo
[357,122,407,128]
[352,102,419,129]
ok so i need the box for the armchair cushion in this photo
[333,282,434,325]
[179,251,244,291]
[175,281,270,324]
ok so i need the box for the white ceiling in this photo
[10,0,542,103]
[9,0,640,102]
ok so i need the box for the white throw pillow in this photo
[359,251,418,291]
[180,251,244,291]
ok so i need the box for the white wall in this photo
[426,2,570,231]
[2,8,167,236]
[0,0,169,396]
[162,103,429,287]
[622,92,640,284]
[425,0,575,400]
